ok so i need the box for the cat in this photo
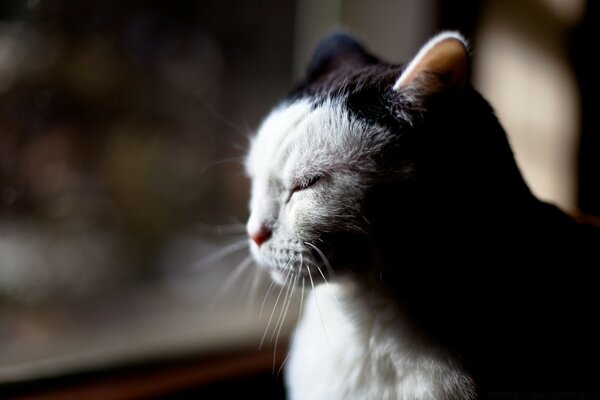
[245,31,600,399]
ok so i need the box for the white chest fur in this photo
[285,283,475,400]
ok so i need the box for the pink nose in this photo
[249,226,272,248]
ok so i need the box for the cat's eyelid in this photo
[285,174,324,202]
[306,174,322,186]
[295,174,322,191]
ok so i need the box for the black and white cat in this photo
[245,31,599,399]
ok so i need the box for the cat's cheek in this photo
[286,196,314,228]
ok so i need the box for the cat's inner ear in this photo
[393,32,468,94]
[305,32,379,83]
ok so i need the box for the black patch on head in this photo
[289,59,412,134]
[343,65,411,131]
[286,32,421,135]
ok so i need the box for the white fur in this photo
[246,100,313,239]
[246,98,389,278]
[247,97,475,398]
[393,31,467,91]
[286,281,476,400]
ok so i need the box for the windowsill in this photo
[3,347,287,399]
[0,257,300,389]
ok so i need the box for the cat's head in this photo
[245,32,469,284]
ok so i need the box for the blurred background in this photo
[0,0,597,398]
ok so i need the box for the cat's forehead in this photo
[246,96,389,184]
[246,63,405,180]
[289,63,402,101]
[247,99,343,182]
[245,99,313,179]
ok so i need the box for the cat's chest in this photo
[285,287,387,400]
[284,284,475,400]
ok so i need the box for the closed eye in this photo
[297,175,322,191]
[286,175,322,202]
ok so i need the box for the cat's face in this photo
[245,32,468,284]
[245,98,388,283]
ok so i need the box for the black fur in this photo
[295,32,600,397]
[303,32,380,87]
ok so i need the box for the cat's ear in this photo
[305,32,379,82]
[393,31,468,95]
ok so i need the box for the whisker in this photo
[199,157,246,175]
[273,272,298,373]
[277,275,305,378]
[271,269,296,341]
[196,223,247,235]
[246,268,262,319]
[306,255,333,357]
[192,239,248,270]
[259,257,292,319]
[276,348,291,379]
[259,266,293,350]
[230,119,255,151]
[208,255,253,309]
[312,262,341,308]
[299,277,305,326]
[197,95,250,136]
[259,278,277,319]
[305,242,335,278]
